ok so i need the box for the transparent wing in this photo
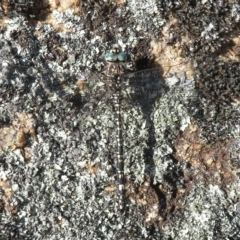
[77,71,114,120]
[0,62,66,106]
[122,69,202,186]
[121,68,168,110]
[0,62,114,118]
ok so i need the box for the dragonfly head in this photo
[105,44,128,62]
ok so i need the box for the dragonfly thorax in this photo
[103,46,127,77]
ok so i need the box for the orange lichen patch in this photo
[24,146,33,162]
[0,127,17,149]
[125,175,192,228]
[151,40,194,79]
[1,0,10,13]
[76,79,88,92]
[151,16,194,79]
[47,0,60,10]
[0,128,27,151]
[116,0,126,6]
[0,179,19,214]
[232,97,240,105]
[174,124,236,187]
[0,179,13,198]
[14,131,27,149]
[12,113,37,140]
[126,176,160,223]
[87,163,99,176]
[58,0,81,13]
[40,0,81,14]
[109,161,194,228]
[104,185,117,193]
[0,22,7,32]
[0,113,36,153]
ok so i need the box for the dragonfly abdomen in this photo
[113,80,125,212]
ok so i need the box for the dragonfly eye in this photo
[117,52,127,62]
[105,52,118,61]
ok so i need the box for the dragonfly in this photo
[74,44,197,214]
[98,45,128,213]
[77,44,171,213]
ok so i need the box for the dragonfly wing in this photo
[77,71,113,121]
[121,68,168,109]
[0,62,71,104]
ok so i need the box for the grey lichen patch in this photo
[193,57,240,143]
[37,13,68,33]
[229,138,240,171]
[0,0,240,239]
[1,0,49,18]
[163,184,240,239]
